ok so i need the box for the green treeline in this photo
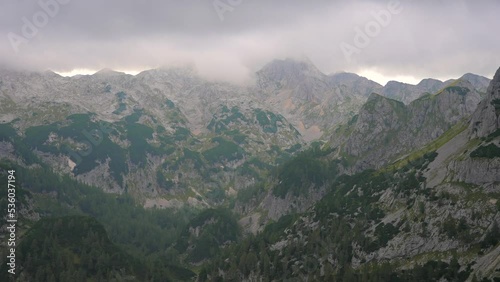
[0,163,196,281]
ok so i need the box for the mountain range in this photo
[0,59,499,281]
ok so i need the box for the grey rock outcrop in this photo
[334,80,482,171]
[469,67,500,138]
[256,58,379,140]
[379,74,490,104]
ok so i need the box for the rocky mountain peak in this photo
[93,68,128,77]
[469,67,500,138]
[336,79,482,171]
[459,73,491,93]
[255,59,380,139]
[358,93,406,124]
[137,65,196,78]
[363,92,405,110]
[434,79,473,95]
[328,73,382,97]
[367,92,388,101]
[329,72,362,82]
[379,73,490,105]
[380,81,421,104]
[384,80,410,88]
[416,78,444,91]
[42,70,62,78]
[490,68,500,96]
[256,58,325,84]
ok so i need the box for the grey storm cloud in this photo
[0,0,499,84]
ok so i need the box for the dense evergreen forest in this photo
[1,144,499,281]
[0,162,197,281]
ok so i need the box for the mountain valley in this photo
[0,59,499,281]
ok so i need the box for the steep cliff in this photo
[332,80,482,171]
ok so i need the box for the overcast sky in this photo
[1,0,499,85]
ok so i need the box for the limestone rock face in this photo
[328,72,383,97]
[335,80,482,171]
[379,73,490,104]
[449,158,500,190]
[469,67,500,138]
[381,80,434,104]
[460,73,492,94]
[247,70,500,281]
[256,59,377,140]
